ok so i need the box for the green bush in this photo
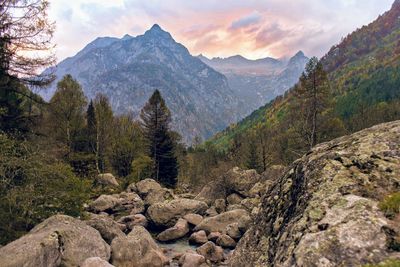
[379,192,400,219]
[0,133,91,245]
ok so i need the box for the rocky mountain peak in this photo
[143,24,173,40]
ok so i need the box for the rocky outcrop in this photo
[195,209,249,234]
[232,121,400,267]
[111,226,168,267]
[147,198,208,228]
[0,215,110,267]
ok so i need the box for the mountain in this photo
[41,24,247,143]
[198,51,309,110]
[211,0,400,148]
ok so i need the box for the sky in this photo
[48,0,394,61]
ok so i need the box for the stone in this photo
[226,223,242,239]
[223,167,261,197]
[207,232,222,243]
[96,173,119,187]
[195,209,249,234]
[179,252,206,267]
[189,230,208,245]
[226,204,244,211]
[117,214,148,230]
[205,206,218,217]
[196,241,225,263]
[231,121,400,267]
[195,181,226,205]
[136,178,170,206]
[117,192,145,214]
[126,182,137,193]
[89,194,120,213]
[216,234,236,248]
[81,257,115,267]
[111,226,168,267]
[227,193,243,205]
[183,213,203,226]
[157,218,190,242]
[0,215,110,267]
[86,214,125,244]
[147,198,208,228]
[214,198,226,213]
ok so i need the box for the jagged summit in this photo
[143,23,173,40]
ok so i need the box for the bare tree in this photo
[0,0,55,88]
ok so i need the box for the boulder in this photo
[117,214,148,230]
[89,194,120,213]
[194,181,226,205]
[226,193,243,205]
[226,223,241,239]
[196,241,225,263]
[117,192,145,214]
[147,198,208,228]
[207,232,222,243]
[183,213,203,226]
[240,198,260,211]
[126,182,137,193]
[231,121,400,267]
[224,167,261,197]
[96,173,119,187]
[136,178,171,206]
[0,215,110,267]
[195,209,249,234]
[216,234,236,248]
[86,214,125,244]
[157,218,190,242]
[179,252,206,267]
[214,198,226,213]
[189,230,208,245]
[205,206,218,217]
[111,226,168,267]
[226,204,244,211]
[81,257,115,267]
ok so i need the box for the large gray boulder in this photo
[196,241,225,263]
[111,226,168,267]
[89,194,121,213]
[231,121,400,267]
[195,209,249,234]
[179,252,206,267]
[157,218,189,242]
[136,178,173,206]
[96,173,119,187]
[147,198,208,228]
[0,215,110,267]
[223,167,261,197]
[86,214,125,244]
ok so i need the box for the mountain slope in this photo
[41,25,246,143]
[211,0,400,148]
[198,52,309,110]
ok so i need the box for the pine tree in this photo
[140,90,178,188]
[293,57,330,149]
[86,100,98,172]
[245,135,262,172]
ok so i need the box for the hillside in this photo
[41,24,247,143]
[211,0,400,149]
[198,52,309,111]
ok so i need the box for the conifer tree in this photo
[140,90,178,187]
[293,57,330,149]
[86,100,98,171]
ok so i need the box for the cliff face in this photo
[231,120,400,266]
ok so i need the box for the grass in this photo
[379,192,400,219]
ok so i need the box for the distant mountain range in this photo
[41,24,307,143]
[211,0,400,147]
[198,51,309,110]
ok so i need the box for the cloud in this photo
[48,0,394,61]
[230,11,262,30]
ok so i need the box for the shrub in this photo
[379,192,400,219]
